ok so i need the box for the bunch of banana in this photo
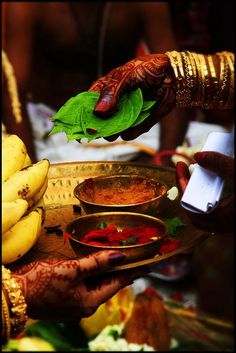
[2,134,50,265]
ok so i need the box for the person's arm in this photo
[89,51,234,143]
[2,253,149,343]
[136,2,189,164]
[176,151,234,233]
[3,3,40,162]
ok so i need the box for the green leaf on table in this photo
[164,217,186,237]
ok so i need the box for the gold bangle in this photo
[186,51,199,106]
[2,266,28,336]
[166,50,179,84]
[198,54,206,107]
[199,54,213,109]
[216,53,230,107]
[207,55,221,108]
[221,51,234,108]
[191,52,204,106]
[2,290,11,343]
[166,51,189,107]
[221,51,234,73]
[215,53,226,106]
[181,52,192,105]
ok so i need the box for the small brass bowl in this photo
[67,212,168,265]
[74,174,167,215]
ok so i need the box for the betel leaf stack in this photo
[49,88,156,142]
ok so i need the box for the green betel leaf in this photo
[49,88,155,142]
[49,121,83,137]
[49,125,66,135]
[66,132,85,141]
[141,100,156,112]
[80,89,143,140]
[164,217,186,237]
[131,111,150,127]
[50,91,100,125]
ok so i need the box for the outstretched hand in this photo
[176,151,234,233]
[12,251,149,322]
[89,54,175,141]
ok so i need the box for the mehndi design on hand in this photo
[89,54,175,141]
[12,251,149,321]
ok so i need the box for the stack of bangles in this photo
[2,265,28,344]
[165,50,234,109]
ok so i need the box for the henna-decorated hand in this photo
[12,251,149,322]
[176,151,234,233]
[89,54,176,141]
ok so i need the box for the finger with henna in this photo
[194,151,234,179]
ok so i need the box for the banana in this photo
[21,153,32,168]
[2,208,43,265]
[2,159,50,203]
[35,203,45,238]
[34,197,46,225]
[27,196,46,224]
[2,134,27,183]
[27,177,48,210]
[2,199,28,234]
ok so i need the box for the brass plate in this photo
[8,161,211,272]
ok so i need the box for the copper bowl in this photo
[74,174,167,215]
[67,212,168,264]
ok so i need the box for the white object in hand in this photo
[180,130,234,214]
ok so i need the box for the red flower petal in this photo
[170,293,183,301]
[144,287,157,296]
[160,238,181,255]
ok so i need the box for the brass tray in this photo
[8,161,211,272]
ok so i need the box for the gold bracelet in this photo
[200,54,213,109]
[186,51,199,106]
[2,290,11,344]
[216,53,230,107]
[215,53,226,106]
[2,266,28,336]
[181,52,192,104]
[221,51,234,73]
[198,54,206,107]
[221,51,234,108]
[191,52,204,106]
[207,55,219,97]
[166,51,189,107]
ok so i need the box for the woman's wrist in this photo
[1,266,28,339]
[165,51,234,109]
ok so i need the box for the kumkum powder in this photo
[79,224,163,246]
[80,177,165,205]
